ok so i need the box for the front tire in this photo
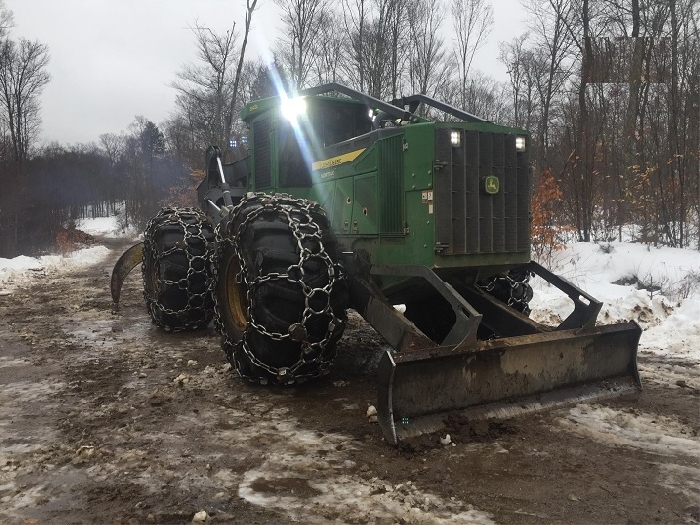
[142,207,215,331]
[214,194,348,384]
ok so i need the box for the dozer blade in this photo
[110,242,144,307]
[377,321,642,445]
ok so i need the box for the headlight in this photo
[281,96,307,121]
[451,130,461,147]
[515,135,526,152]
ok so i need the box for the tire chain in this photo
[142,207,215,332]
[214,193,346,385]
[476,267,534,316]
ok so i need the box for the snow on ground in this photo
[556,403,700,501]
[0,215,132,294]
[530,241,700,365]
[558,404,699,458]
[75,215,129,238]
[529,241,700,503]
[0,246,111,295]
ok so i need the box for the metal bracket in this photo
[351,265,482,352]
[525,261,602,330]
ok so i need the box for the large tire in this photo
[142,207,215,331]
[214,193,348,384]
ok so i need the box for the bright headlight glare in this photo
[515,135,526,152]
[281,96,307,121]
[450,130,461,147]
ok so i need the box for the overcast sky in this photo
[6,0,525,146]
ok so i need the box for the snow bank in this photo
[533,241,700,306]
[0,215,119,293]
[0,246,111,293]
[531,241,700,364]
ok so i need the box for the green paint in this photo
[238,91,532,296]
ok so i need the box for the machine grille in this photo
[434,129,530,255]
[253,118,271,189]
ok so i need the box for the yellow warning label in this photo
[312,149,365,171]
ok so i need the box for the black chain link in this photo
[142,207,215,332]
[476,267,534,316]
[213,193,346,384]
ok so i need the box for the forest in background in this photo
[0,0,698,258]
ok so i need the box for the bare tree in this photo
[362,3,393,98]
[0,37,50,167]
[340,0,407,98]
[406,0,450,102]
[451,0,493,108]
[575,0,595,241]
[500,33,539,129]
[386,0,409,98]
[226,0,258,153]
[311,11,346,85]
[341,0,369,91]
[99,132,124,168]
[522,0,577,169]
[275,0,329,89]
[171,5,258,161]
[0,0,13,38]
[171,22,238,149]
[440,72,511,121]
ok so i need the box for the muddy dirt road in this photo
[1,238,698,524]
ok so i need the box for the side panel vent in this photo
[378,135,404,234]
[253,118,271,189]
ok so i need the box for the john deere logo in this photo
[484,175,499,194]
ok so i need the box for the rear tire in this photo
[142,207,215,331]
[214,194,348,384]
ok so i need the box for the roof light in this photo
[281,96,307,121]
[451,130,461,147]
[515,135,526,152]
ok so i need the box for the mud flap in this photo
[377,321,642,445]
[110,242,144,307]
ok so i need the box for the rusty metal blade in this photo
[110,243,144,307]
[377,321,642,445]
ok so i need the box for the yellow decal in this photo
[312,149,365,171]
[248,103,259,111]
